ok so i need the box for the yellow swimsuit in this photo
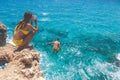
[12,39,23,46]
[20,29,29,35]
[12,25,29,46]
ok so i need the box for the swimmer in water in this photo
[48,38,60,53]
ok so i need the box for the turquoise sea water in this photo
[0,0,120,80]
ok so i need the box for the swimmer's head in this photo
[56,38,59,41]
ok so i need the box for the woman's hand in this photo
[32,15,38,28]
[32,15,37,22]
[32,15,38,32]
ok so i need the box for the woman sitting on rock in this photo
[12,12,38,51]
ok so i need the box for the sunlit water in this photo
[0,0,120,80]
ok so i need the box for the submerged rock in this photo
[0,43,45,80]
[0,22,7,46]
[47,28,69,37]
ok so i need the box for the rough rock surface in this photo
[0,44,45,80]
[0,22,7,46]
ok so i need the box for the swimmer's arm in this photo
[48,42,54,44]
[58,42,60,47]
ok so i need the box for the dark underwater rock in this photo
[47,28,69,37]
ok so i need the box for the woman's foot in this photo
[14,45,33,53]
[25,45,34,50]
[14,46,24,52]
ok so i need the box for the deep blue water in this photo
[0,0,120,80]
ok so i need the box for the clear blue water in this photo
[0,0,120,80]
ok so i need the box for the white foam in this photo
[79,69,90,80]
[60,56,63,59]
[86,67,94,76]
[46,63,54,67]
[68,47,78,53]
[116,54,120,61]
[7,39,15,46]
[39,18,50,22]
[77,51,81,55]
[90,60,120,80]
[42,12,49,16]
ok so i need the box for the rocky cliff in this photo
[0,43,45,80]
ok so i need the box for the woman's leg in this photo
[14,31,35,52]
[22,31,35,47]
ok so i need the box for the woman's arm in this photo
[28,24,38,32]
[29,16,38,32]
[33,15,38,32]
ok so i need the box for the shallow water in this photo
[1,0,120,80]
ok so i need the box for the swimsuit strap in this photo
[14,22,31,35]
[15,22,25,30]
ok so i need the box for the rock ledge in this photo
[0,43,45,80]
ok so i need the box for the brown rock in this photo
[0,43,45,80]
